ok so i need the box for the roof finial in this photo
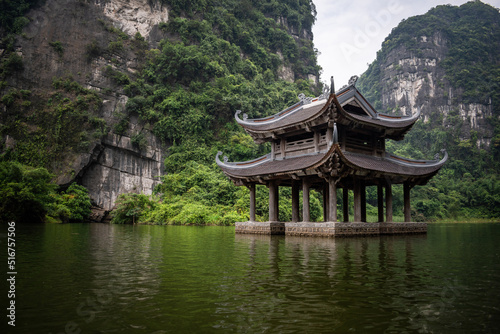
[348,75,358,86]
[330,76,335,94]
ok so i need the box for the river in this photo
[2,223,500,333]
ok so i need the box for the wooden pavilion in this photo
[216,76,447,236]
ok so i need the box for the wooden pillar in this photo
[361,180,366,222]
[328,178,337,222]
[249,183,256,222]
[291,181,300,222]
[302,179,310,222]
[377,184,384,222]
[280,137,286,159]
[372,136,377,156]
[404,181,411,222]
[314,130,320,152]
[323,184,329,222]
[354,179,362,222]
[275,183,279,221]
[386,182,393,223]
[268,181,279,222]
[341,127,346,150]
[327,126,333,143]
[343,187,349,222]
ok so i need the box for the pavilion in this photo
[216,76,447,236]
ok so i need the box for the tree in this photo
[0,161,55,223]
[111,193,156,224]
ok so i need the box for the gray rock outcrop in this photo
[368,32,494,149]
[2,0,168,217]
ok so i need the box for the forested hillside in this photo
[111,0,325,224]
[1,0,322,223]
[358,1,500,220]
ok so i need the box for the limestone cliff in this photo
[1,0,168,215]
[0,0,321,220]
[358,2,500,151]
[96,0,168,45]
[377,32,494,148]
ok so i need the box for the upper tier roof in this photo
[235,76,420,141]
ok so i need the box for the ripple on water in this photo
[11,223,500,333]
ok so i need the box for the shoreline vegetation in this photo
[106,218,500,226]
[0,161,92,224]
[1,160,499,225]
[428,218,499,224]
[104,219,500,226]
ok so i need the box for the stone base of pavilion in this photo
[235,221,427,237]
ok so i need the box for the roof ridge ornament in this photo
[330,76,335,94]
[348,75,359,87]
[318,84,330,100]
[216,151,229,165]
[235,109,248,122]
[434,148,447,160]
[298,93,313,105]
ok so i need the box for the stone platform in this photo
[235,221,427,237]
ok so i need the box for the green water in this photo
[2,223,500,333]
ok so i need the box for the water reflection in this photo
[232,233,444,333]
[82,224,165,332]
[9,223,500,333]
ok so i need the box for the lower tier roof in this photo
[216,144,447,187]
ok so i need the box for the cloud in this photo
[312,0,500,88]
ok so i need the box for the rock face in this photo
[275,15,318,84]
[1,0,321,218]
[81,131,163,211]
[5,0,168,214]
[96,0,168,43]
[366,32,495,149]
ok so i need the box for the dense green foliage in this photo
[57,183,93,221]
[0,0,322,225]
[104,0,322,224]
[0,161,91,223]
[0,77,105,169]
[124,0,320,154]
[0,0,38,33]
[111,193,157,224]
[111,161,325,225]
[358,1,500,220]
[0,0,40,78]
[381,117,500,220]
[0,1,98,224]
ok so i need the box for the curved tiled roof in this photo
[235,85,420,138]
[341,150,448,177]
[343,111,419,129]
[216,149,330,178]
[235,97,329,132]
[216,145,447,182]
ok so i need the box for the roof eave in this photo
[235,94,335,139]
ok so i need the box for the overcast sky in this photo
[312,0,500,88]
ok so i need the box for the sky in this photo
[311,0,500,88]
